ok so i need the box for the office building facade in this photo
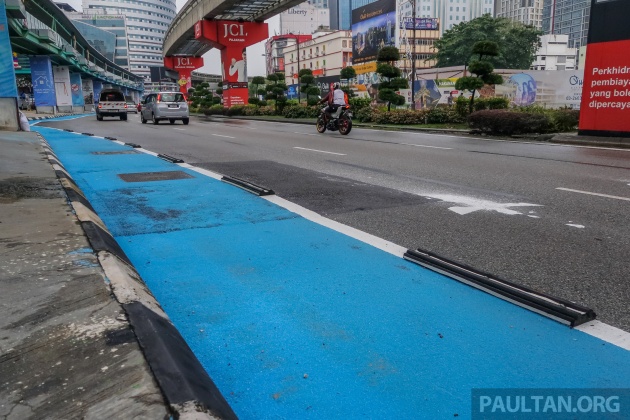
[494,0,544,29]
[541,0,590,51]
[399,0,494,34]
[82,0,176,81]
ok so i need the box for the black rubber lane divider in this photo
[404,248,596,327]
[64,129,74,132]
[81,221,133,267]
[124,142,141,148]
[221,175,275,196]
[105,136,117,140]
[157,154,184,163]
[82,133,95,136]
[123,302,238,420]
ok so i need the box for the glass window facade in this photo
[542,0,590,51]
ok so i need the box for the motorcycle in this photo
[316,105,352,135]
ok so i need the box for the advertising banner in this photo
[30,56,56,107]
[401,17,439,30]
[0,1,18,98]
[82,79,94,106]
[53,66,72,106]
[496,70,583,109]
[352,0,396,65]
[93,80,103,103]
[579,0,630,135]
[70,73,84,106]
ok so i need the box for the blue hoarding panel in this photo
[30,56,56,107]
[0,1,18,98]
[93,80,103,104]
[70,73,85,106]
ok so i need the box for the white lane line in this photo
[264,195,407,258]
[293,147,346,156]
[212,134,235,138]
[293,131,318,136]
[556,187,630,202]
[399,142,452,150]
[173,128,186,131]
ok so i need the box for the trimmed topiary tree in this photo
[376,47,408,111]
[455,41,503,114]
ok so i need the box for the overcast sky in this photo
[62,0,280,76]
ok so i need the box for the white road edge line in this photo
[263,195,407,258]
[212,134,235,138]
[399,142,452,150]
[556,187,630,202]
[293,147,346,156]
[293,131,317,136]
[178,163,223,180]
[576,321,630,351]
[173,128,186,131]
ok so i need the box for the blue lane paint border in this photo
[36,127,630,420]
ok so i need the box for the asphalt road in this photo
[40,114,630,331]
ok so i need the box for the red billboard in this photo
[579,0,630,137]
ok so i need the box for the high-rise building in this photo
[399,0,494,35]
[279,3,330,35]
[333,0,378,31]
[82,0,177,81]
[541,0,590,51]
[494,0,544,29]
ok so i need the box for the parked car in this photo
[96,88,128,121]
[125,96,138,114]
[18,95,35,111]
[140,91,189,125]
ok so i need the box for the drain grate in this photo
[118,171,194,182]
[92,151,140,155]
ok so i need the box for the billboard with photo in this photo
[495,70,583,109]
[402,17,439,30]
[352,0,396,65]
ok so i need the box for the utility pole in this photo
[410,0,416,110]
[296,35,301,104]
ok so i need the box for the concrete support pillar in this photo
[0,0,19,129]
[193,20,268,107]
[163,56,204,95]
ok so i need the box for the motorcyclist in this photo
[318,83,347,125]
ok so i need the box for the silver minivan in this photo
[140,91,189,125]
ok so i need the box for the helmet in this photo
[333,82,340,89]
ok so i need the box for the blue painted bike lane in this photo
[36,124,630,419]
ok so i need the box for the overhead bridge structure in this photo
[162,0,304,105]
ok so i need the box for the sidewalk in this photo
[0,131,169,419]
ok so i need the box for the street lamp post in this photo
[410,0,416,110]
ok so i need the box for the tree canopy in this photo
[433,15,542,70]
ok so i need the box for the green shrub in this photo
[455,96,470,118]
[248,97,260,106]
[426,107,451,124]
[468,110,553,135]
[349,97,372,113]
[486,97,509,109]
[551,108,580,132]
[242,105,260,116]
[203,105,225,116]
[355,107,375,123]
[225,105,246,116]
[282,104,320,119]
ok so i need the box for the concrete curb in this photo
[35,132,238,420]
[27,112,88,121]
